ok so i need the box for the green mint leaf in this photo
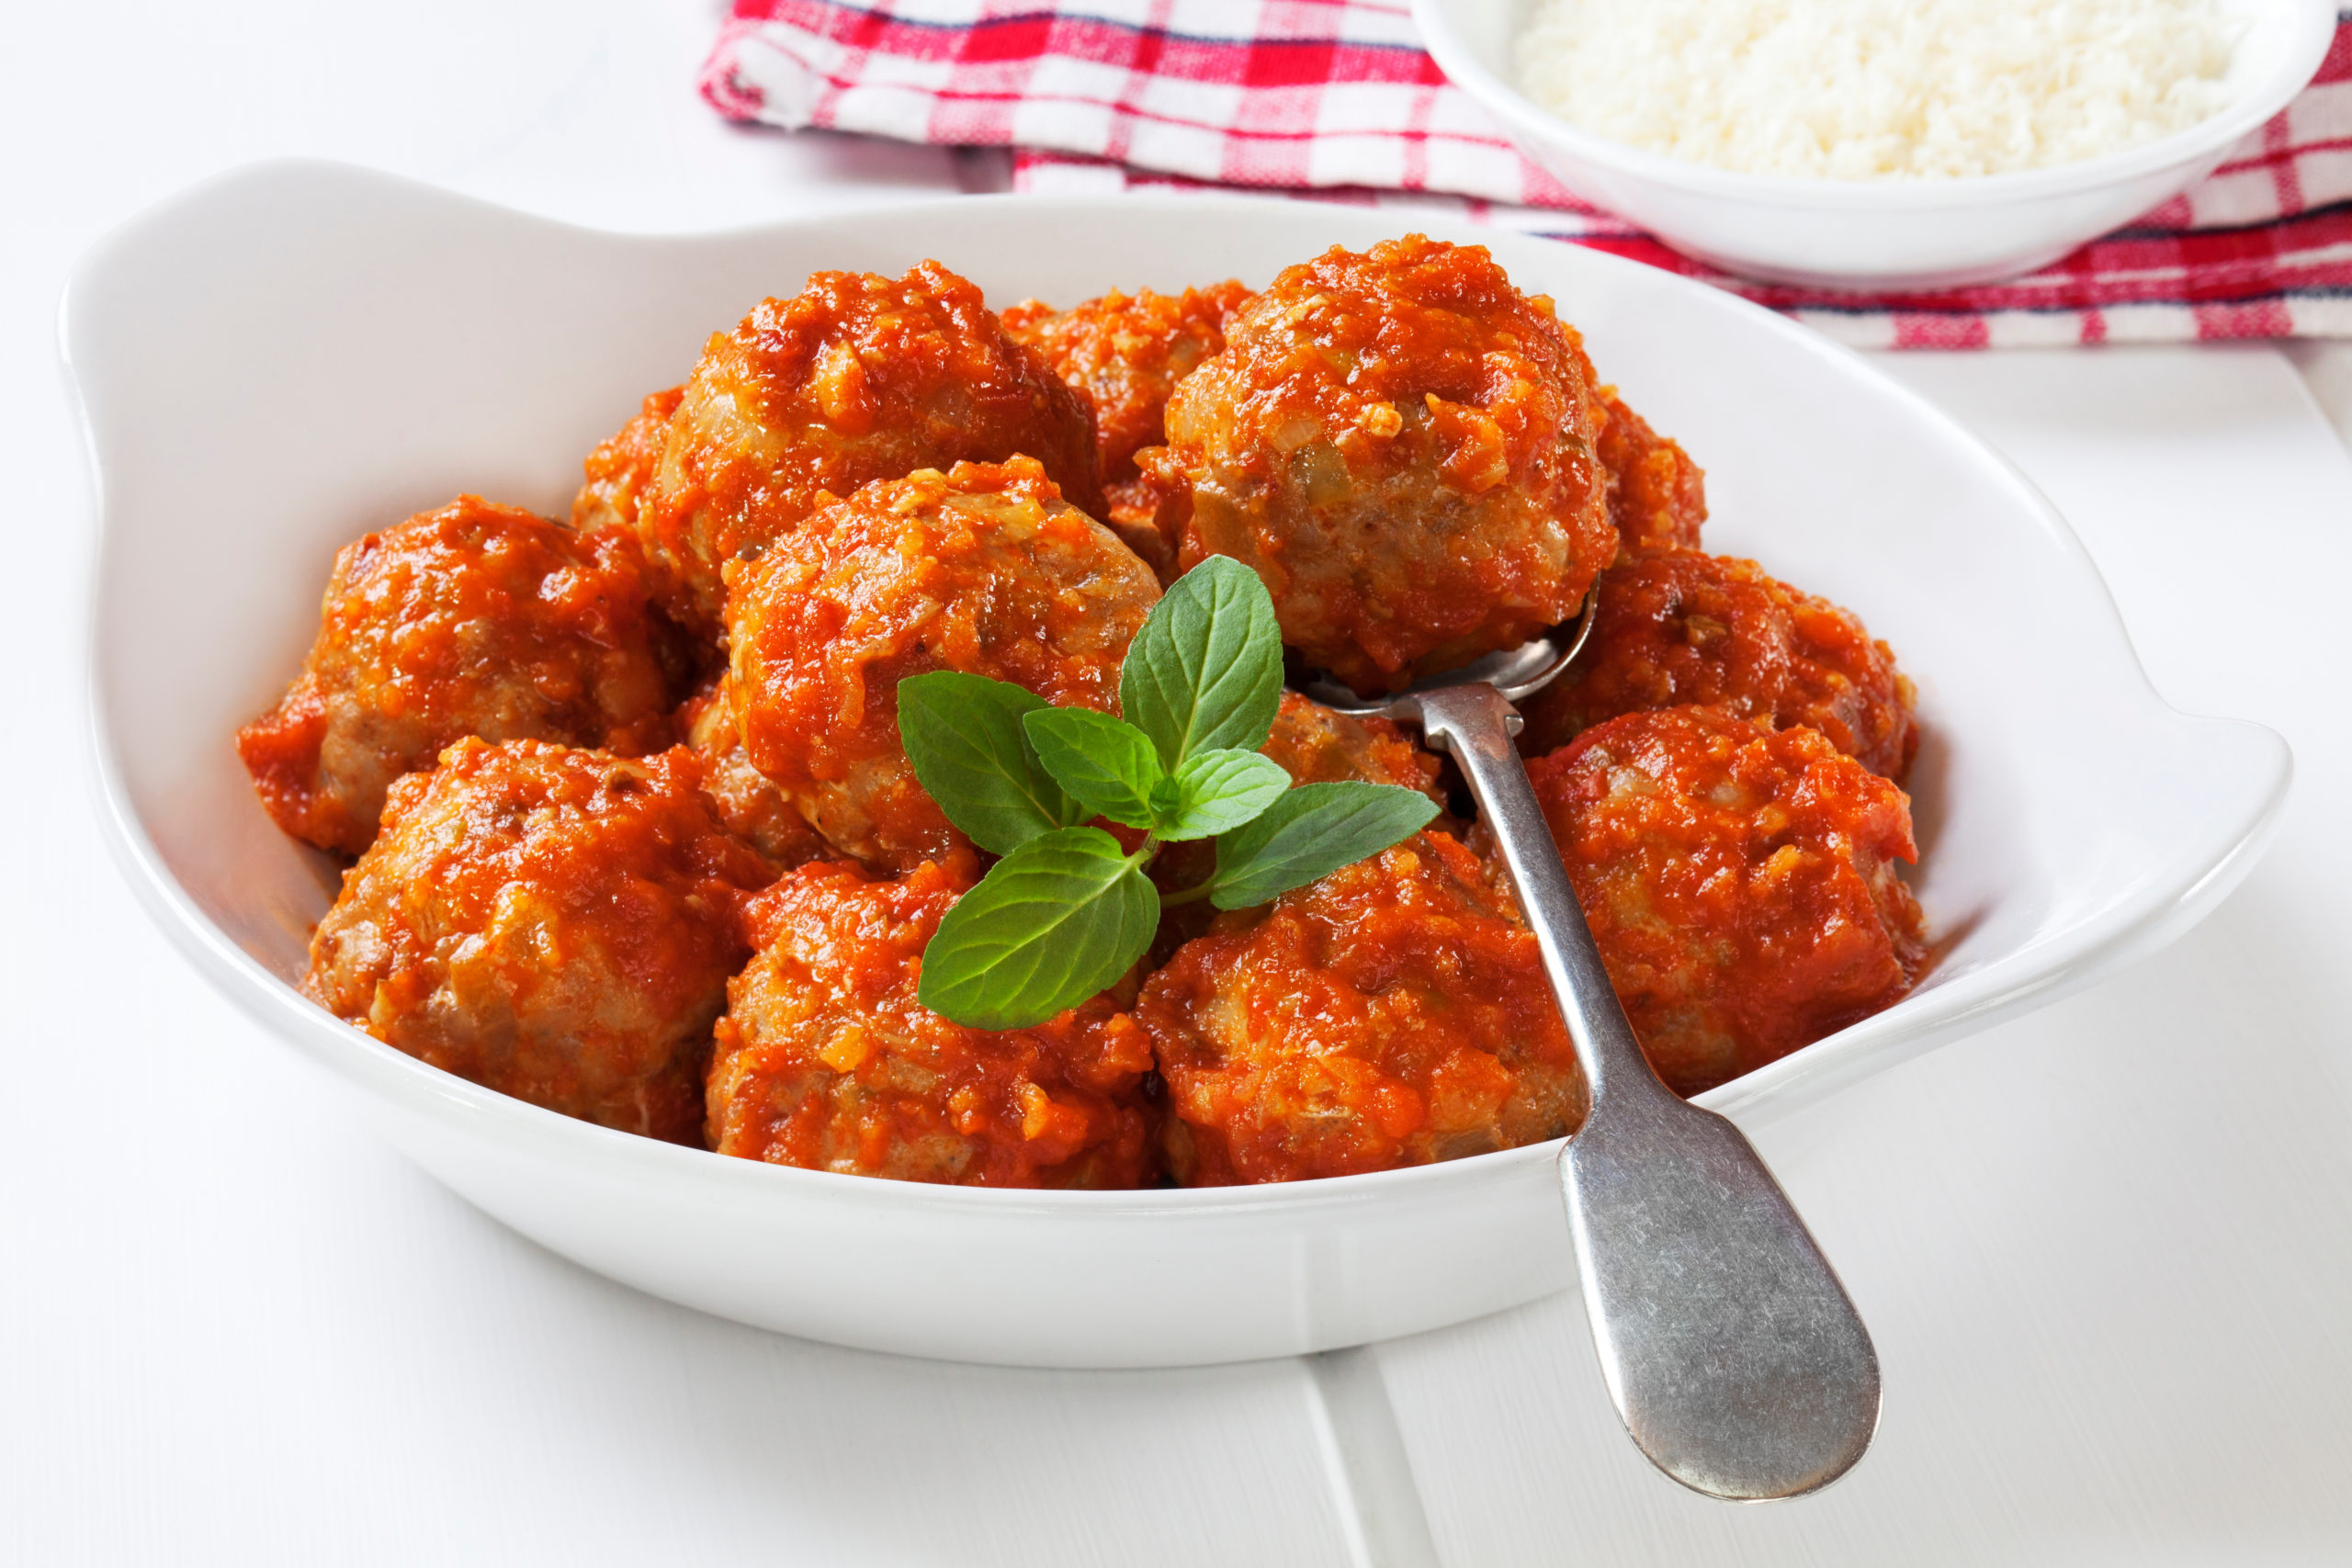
[1154,749,1292,841]
[1022,707,1164,830]
[897,671,1081,856]
[916,828,1159,1030]
[1119,555,1283,772]
[1208,782,1439,910]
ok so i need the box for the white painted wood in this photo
[1311,1350,1445,1568]
[2280,340,2352,451]
[1368,346,2352,1564]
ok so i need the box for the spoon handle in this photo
[1409,683,1882,1501]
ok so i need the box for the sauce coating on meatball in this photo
[679,675,831,868]
[1139,829,1586,1184]
[1518,551,1918,781]
[304,739,775,1143]
[640,261,1103,634]
[1261,690,1446,802]
[727,457,1160,873]
[1002,281,1253,579]
[708,860,1159,1186]
[571,385,685,542]
[1596,388,1706,561]
[1526,705,1926,1098]
[1153,234,1615,693]
[236,495,675,856]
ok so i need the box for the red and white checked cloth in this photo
[702,0,2352,347]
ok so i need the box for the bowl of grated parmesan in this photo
[1412,0,2335,289]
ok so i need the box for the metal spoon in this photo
[1299,600,1882,1501]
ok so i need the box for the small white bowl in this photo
[1413,0,2337,289]
[68,164,2290,1367]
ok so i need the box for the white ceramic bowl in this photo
[69,164,2290,1367]
[1413,0,2337,289]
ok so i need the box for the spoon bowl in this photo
[1298,595,1601,714]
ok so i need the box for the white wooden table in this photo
[6,4,2349,1562]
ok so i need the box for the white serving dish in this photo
[68,164,2289,1367]
[1413,0,2337,290]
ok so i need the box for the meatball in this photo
[1139,829,1586,1185]
[1261,690,1445,802]
[1152,234,1615,693]
[679,676,831,867]
[571,385,717,688]
[727,457,1160,873]
[1596,388,1706,560]
[303,739,774,1143]
[236,495,675,856]
[639,261,1104,634]
[708,859,1158,1187]
[1517,551,1918,781]
[571,385,684,541]
[1527,705,1926,1098]
[1002,281,1253,578]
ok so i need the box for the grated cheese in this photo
[1514,0,2245,180]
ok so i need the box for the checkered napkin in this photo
[702,0,2352,347]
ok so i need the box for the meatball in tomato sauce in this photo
[708,860,1158,1186]
[679,675,831,868]
[236,495,674,856]
[304,739,775,1144]
[1517,551,1918,782]
[1261,690,1445,802]
[1139,829,1585,1185]
[639,261,1102,635]
[1152,235,1615,694]
[1527,705,1926,1098]
[1596,389,1706,561]
[726,457,1160,873]
[571,385,685,543]
[1002,280,1253,578]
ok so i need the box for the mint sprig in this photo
[1022,707,1161,829]
[897,672,1082,855]
[899,558,1438,1030]
[1120,555,1283,770]
[1204,781,1441,910]
[1160,749,1291,840]
[916,829,1159,1029]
